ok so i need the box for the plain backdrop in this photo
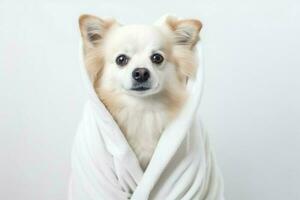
[0,0,299,199]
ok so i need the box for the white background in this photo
[1,0,299,199]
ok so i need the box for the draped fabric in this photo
[69,43,225,200]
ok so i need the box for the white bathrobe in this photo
[69,44,225,200]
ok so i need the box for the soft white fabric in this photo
[69,43,225,200]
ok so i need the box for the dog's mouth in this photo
[131,86,151,91]
[130,81,152,91]
[126,81,160,96]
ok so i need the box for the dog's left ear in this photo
[156,15,202,49]
[156,15,202,79]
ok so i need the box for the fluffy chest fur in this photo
[114,100,169,170]
[98,91,182,170]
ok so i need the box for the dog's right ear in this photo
[79,15,116,48]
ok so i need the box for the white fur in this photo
[111,95,170,169]
[98,25,183,169]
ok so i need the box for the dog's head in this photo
[79,15,201,98]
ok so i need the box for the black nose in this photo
[132,68,150,83]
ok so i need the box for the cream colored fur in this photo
[79,15,201,170]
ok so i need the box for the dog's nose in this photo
[132,68,150,83]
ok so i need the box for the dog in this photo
[79,15,202,170]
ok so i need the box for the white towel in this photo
[69,43,225,200]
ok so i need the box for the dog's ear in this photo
[79,15,117,47]
[157,15,202,49]
[79,15,118,85]
[156,15,202,79]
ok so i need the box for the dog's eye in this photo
[116,54,129,66]
[151,53,164,64]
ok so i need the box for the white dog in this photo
[79,15,202,170]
